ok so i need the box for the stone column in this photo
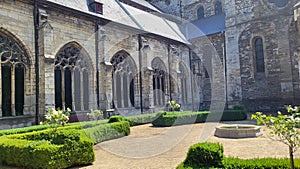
[224,0,242,107]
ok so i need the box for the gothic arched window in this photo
[179,63,188,104]
[152,58,166,106]
[215,1,223,15]
[253,37,265,73]
[54,43,91,111]
[111,51,137,108]
[197,6,204,19]
[0,32,30,116]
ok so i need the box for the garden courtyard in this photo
[75,120,300,169]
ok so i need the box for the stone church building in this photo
[1,0,300,129]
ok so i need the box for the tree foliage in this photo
[251,105,300,169]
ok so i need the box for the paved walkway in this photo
[75,121,300,169]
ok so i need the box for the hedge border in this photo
[152,110,247,127]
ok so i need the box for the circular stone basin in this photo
[214,124,262,138]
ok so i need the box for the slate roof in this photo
[44,0,189,44]
[183,13,225,40]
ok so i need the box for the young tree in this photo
[252,105,300,169]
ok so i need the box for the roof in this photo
[295,1,300,8]
[183,13,225,40]
[122,0,162,13]
[44,0,189,44]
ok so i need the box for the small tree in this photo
[41,108,71,132]
[251,105,300,169]
[169,100,181,111]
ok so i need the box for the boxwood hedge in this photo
[177,142,300,169]
[125,113,160,126]
[0,129,94,169]
[152,110,247,127]
[0,120,130,169]
[85,121,130,144]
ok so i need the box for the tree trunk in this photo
[289,146,295,169]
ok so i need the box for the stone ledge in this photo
[0,115,34,121]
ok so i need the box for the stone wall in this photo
[151,0,300,112]
[0,0,197,129]
[0,0,36,128]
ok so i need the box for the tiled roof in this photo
[45,0,189,44]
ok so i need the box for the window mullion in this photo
[80,70,84,111]
[11,64,16,116]
[61,69,65,111]
[71,69,75,111]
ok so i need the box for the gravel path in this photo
[75,121,300,169]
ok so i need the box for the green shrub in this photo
[0,119,108,137]
[152,110,247,127]
[152,111,209,127]
[0,125,52,136]
[108,115,125,123]
[0,129,94,169]
[125,113,160,126]
[182,142,224,168]
[84,121,130,144]
[223,158,300,169]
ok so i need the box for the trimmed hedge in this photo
[0,119,108,137]
[223,158,300,169]
[152,111,209,127]
[183,142,224,168]
[177,142,300,169]
[152,110,247,127]
[0,129,94,169]
[0,119,131,168]
[125,113,161,126]
[85,121,130,144]
[108,115,125,123]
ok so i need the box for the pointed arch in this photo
[111,50,137,108]
[54,42,93,111]
[151,57,167,106]
[0,30,31,116]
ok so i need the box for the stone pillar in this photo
[44,61,55,111]
[224,0,242,107]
